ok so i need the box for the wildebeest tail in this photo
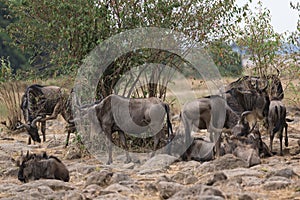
[164,104,173,139]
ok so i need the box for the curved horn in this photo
[240,111,252,121]
[31,116,42,128]
[16,122,30,130]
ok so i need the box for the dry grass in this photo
[0,82,27,131]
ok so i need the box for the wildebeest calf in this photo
[18,152,69,183]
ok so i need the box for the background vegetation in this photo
[0,0,299,130]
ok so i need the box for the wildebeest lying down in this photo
[18,84,76,146]
[182,130,272,167]
[76,94,174,165]
[17,151,69,183]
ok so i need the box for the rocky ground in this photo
[0,111,300,200]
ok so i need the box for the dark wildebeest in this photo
[19,84,76,146]
[267,100,290,155]
[17,151,69,183]
[76,94,174,165]
[226,75,284,100]
[181,86,270,157]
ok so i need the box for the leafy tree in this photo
[237,1,282,77]
[209,41,243,77]
[0,0,28,71]
[5,0,249,97]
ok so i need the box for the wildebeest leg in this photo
[269,129,274,153]
[118,131,131,163]
[279,129,283,156]
[151,134,160,157]
[41,121,46,142]
[106,131,113,165]
[181,112,192,151]
[284,123,288,147]
[65,131,71,147]
[215,134,221,158]
[28,137,31,145]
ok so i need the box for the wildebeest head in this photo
[230,84,270,120]
[17,116,42,143]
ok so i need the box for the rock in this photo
[68,163,97,174]
[181,138,215,162]
[272,168,299,179]
[65,145,82,160]
[85,170,113,187]
[171,172,198,185]
[263,176,292,190]
[145,182,158,192]
[207,172,228,186]
[169,183,225,200]
[237,193,255,200]
[222,168,264,178]
[233,146,261,167]
[94,193,128,200]
[4,167,18,177]
[102,183,133,194]
[36,185,53,195]
[197,154,249,174]
[65,191,85,200]
[83,184,102,199]
[138,154,177,174]
[241,176,264,187]
[157,181,185,199]
[110,172,131,184]
[18,179,74,192]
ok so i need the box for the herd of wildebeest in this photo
[12,75,294,183]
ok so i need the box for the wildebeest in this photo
[181,86,270,157]
[76,94,174,165]
[18,84,76,146]
[267,100,289,155]
[226,75,284,100]
[17,151,69,183]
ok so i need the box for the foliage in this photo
[5,0,248,83]
[237,1,282,77]
[209,41,243,77]
[0,56,14,81]
[0,1,29,71]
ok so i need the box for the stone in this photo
[171,171,198,185]
[110,172,131,184]
[85,170,113,187]
[207,172,228,186]
[197,154,249,174]
[102,183,133,194]
[169,183,225,200]
[158,181,185,199]
[273,168,299,179]
[233,146,261,167]
[138,154,177,174]
[263,176,292,190]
